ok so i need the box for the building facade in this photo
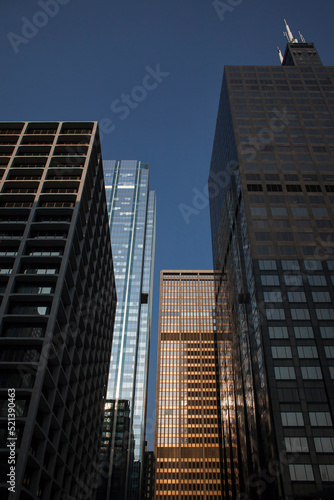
[154,270,237,499]
[141,441,155,500]
[0,121,117,499]
[209,23,334,500]
[100,160,156,500]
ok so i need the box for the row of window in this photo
[259,259,334,271]
[266,308,334,321]
[269,325,334,339]
[261,274,331,286]
[263,290,332,302]
[289,463,334,482]
[274,365,324,380]
[281,411,332,427]
[285,436,334,454]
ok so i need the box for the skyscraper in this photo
[209,22,334,499]
[154,270,238,499]
[0,121,117,499]
[100,160,156,500]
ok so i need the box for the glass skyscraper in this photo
[101,160,156,500]
[209,23,334,500]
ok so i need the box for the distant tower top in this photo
[283,18,298,43]
[278,19,323,67]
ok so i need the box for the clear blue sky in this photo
[1,0,334,449]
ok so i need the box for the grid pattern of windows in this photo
[0,121,117,500]
[102,160,156,498]
[209,39,334,500]
[155,272,233,499]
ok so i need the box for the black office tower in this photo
[0,121,117,499]
[209,21,334,500]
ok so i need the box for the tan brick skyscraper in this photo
[154,271,238,499]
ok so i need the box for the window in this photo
[285,437,309,453]
[320,326,334,339]
[266,309,285,320]
[279,245,297,256]
[312,291,331,302]
[259,260,277,270]
[291,309,310,320]
[255,232,272,241]
[278,388,299,402]
[261,275,279,286]
[295,220,312,228]
[15,285,54,295]
[301,366,323,379]
[0,268,12,275]
[274,219,291,228]
[247,184,263,191]
[271,207,287,216]
[257,245,274,255]
[319,465,334,482]
[327,261,334,270]
[251,207,267,216]
[292,207,308,216]
[289,464,314,482]
[282,260,300,270]
[325,346,334,358]
[253,220,270,228]
[294,326,314,338]
[1,325,45,338]
[309,412,332,426]
[316,309,334,320]
[312,207,328,217]
[23,267,58,275]
[268,326,288,339]
[281,412,304,426]
[274,366,296,379]
[314,437,334,453]
[308,275,327,286]
[284,275,303,286]
[297,346,318,358]
[277,232,294,241]
[9,304,50,316]
[271,346,292,358]
[304,260,323,271]
[305,387,327,403]
[288,291,306,302]
[264,291,282,302]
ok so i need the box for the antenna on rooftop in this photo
[277,46,283,64]
[298,30,306,42]
[284,18,298,43]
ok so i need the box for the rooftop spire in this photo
[277,46,283,64]
[283,18,298,43]
[298,30,306,43]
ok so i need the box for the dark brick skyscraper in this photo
[0,121,116,499]
[209,22,334,500]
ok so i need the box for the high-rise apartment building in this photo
[100,160,156,500]
[154,271,237,499]
[0,121,117,499]
[209,22,334,499]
